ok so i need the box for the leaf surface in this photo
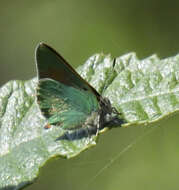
[1,52,179,189]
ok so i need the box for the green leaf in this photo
[78,53,179,126]
[1,52,179,189]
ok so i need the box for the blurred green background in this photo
[1,0,179,189]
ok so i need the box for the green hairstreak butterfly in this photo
[36,43,123,140]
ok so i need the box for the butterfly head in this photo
[99,97,124,130]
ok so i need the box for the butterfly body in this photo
[36,43,123,138]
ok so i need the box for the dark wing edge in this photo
[35,42,100,100]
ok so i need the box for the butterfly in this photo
[36,43,123,140]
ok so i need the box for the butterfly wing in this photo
[36,43,100,129]
[36,43,100,99]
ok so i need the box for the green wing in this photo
[37,79,99,129]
